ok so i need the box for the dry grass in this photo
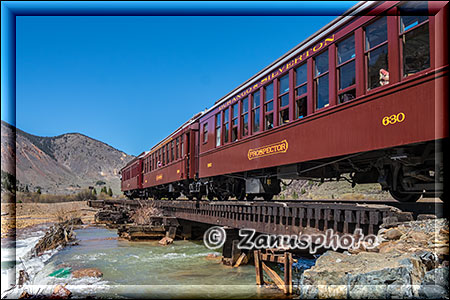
[130,201,163,225]
[1,201,97,238]
[13,189,97,204]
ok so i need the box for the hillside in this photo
[1,121,134,195]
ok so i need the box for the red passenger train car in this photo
[121,1,448,202]
[121,113,203,200]
[121,152,146,198]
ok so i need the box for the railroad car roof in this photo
[140,1,377,157]
[120,151,148,171]
[203,1,376,117]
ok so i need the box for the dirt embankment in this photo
[1,201,97,238]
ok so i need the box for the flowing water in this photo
[2,226,288,298]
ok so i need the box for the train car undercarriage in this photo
[126,140,444,202]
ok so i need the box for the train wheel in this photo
[263,193,273,201]
[246,194,256,201]
[236,190,246,201]
[187,195,194,200]
[389,189,421,202]
[207,194,214,201]
[217,193,229,201]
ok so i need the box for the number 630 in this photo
[382,112,405,126]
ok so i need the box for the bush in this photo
[130,202,163,225]
[1,170,16,193]
[16,188,97,203]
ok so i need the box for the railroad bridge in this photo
[87,198,443,292]
[87,198,442,241]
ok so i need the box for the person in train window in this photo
[158,161,162,168]
[379,69,389,86]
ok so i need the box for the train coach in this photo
[121,1,448,202]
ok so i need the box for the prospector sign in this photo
[247,140,288,160]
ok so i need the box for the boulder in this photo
[384,228,403,240]
[71,268,103,278]
[418,267,449,299]
[300,251,427,299]
[50,284,72,299]
[158,237,173,246]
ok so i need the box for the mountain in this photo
[1,120,134,195]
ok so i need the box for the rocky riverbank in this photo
[299,218,449,299]
[1,201,97,238]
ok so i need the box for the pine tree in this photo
[37,187,41,194]
[92,188,97,196]
[107,187,113,197]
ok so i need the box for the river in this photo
[2,225,290,298]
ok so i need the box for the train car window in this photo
[295,64,307,119]
[181,134,185,157]
[158,150,161,168]
[314,50,329,109]
[231,103,238,142]
[337,35,356,103]
[241,97,249,137]
[203,123,208,143]
[215,113,221,146]
[175,138,179,159]
[252,90,261,133]
[264,82,274,130]
[171,141,174,161]
[278,74,290,125]
[162,146,165,165]
[223,108,230,143]
[365,17,389,90]
[399,2,429,76]
[166,144,170,164]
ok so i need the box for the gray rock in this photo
[418,267,449,299]
[299,251,426,298]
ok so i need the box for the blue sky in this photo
[11,2,357,156]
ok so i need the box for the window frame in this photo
[215,113,221,147]
[264,82,274,130]
[231,103,239,142]
[175,137,179,159]
[398,6,430,79]
[313,49,330,110]
[181,134,185,157]
[294,63,308,119]
[364,16,389,91]
[223,108,230,144]
[251,90,261,134]
[203,123,208,144]
[241,96,249,137]
[278,74,290,126]
[336,34,356,104]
